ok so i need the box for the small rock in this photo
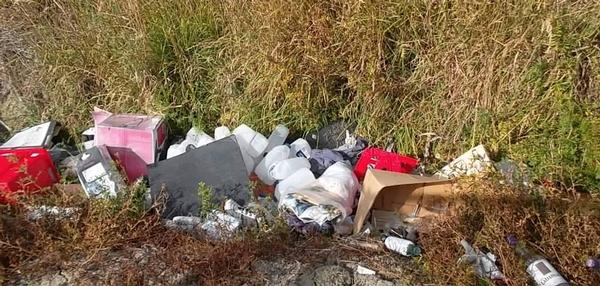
[312,265,352,286]
[38,272,68,286]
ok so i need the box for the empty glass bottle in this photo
[507,235,569,286]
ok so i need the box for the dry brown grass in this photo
[1,0,598,190]
[420,178,600,285]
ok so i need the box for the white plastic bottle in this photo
[289,138,311,158]
[233,124,269,159]
[186,127,214,148]
[265,124,289,153]
[384,236,422,257]
[214,126,231,140]
[254,145,290,185]
[274,168,315,200]
[269,157,311,181]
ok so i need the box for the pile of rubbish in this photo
[0,109,586,286]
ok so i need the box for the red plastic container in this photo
[0,148,60,203]
[353,147,418,181]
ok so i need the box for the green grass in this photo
[1,0,599,191]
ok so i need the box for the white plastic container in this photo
[384,236,421,257]
[289,138,311,158]
[186,127,214,148]
[254,145,290,185]
[233,124,269,159]
[214,126,231,140]
[275,168,316,200]
[269,157,311,181]
[265,124,289,153]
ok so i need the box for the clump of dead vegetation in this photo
[420,178,600,285]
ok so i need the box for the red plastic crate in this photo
[0,148,60,203]
[354,147,419,181]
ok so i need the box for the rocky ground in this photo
[10,244,417,286]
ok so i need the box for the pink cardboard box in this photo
[95,114,167,181]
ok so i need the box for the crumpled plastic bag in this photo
[279,162,359,226]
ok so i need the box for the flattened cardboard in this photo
[148,135,250,219]
[353,169,452,234]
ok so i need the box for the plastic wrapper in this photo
[279,162,359,226]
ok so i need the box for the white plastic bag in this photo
[279,162,359,225]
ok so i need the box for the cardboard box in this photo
[95,113,167,166]
[353,169,452,234]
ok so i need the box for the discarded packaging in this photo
[305,121,355,149]
[167,216,204,232]
[495,159,532,187]
[279,162,359,226]
[201,211,241,240]
[309,149,345,176]
[108,146,148,183]
[289,138,311,158]
[233,124,269,173]
[274,168,315,200]
[586,258,600,270]
[265,124,289,153]
[0,148,60,203]
[27,205,78,221]
[370,210,404,231]
[148,136,250,219]
[356,265,376,275]
[353,169,452,234]
[384,236,421,257]
[224,199,258,227]
[334,131,368,165]
[94,109,167,167]
[459,239,506,283]
[254,145,290,185]
[333,216,354,236]
[233,124,268,159]
[1,121,56,149]
[76,145,125,198]
[269,157,311,181]
[507,235,569,286]
[214,126,231,140]
[353,147,418,181]
[167,127,215,159]
[437,144,492,178]
[82,127,94,143]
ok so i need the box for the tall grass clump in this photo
[2,0,599,190]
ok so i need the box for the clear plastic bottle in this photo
[265,124,289,153]
[384,236,421,257]
[269,157,311,181]
[289,138,312,158]
[254,145,290,185]
[507,235,569,286]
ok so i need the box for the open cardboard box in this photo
[353,169,453,234]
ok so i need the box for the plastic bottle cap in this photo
[506,234,518,246]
